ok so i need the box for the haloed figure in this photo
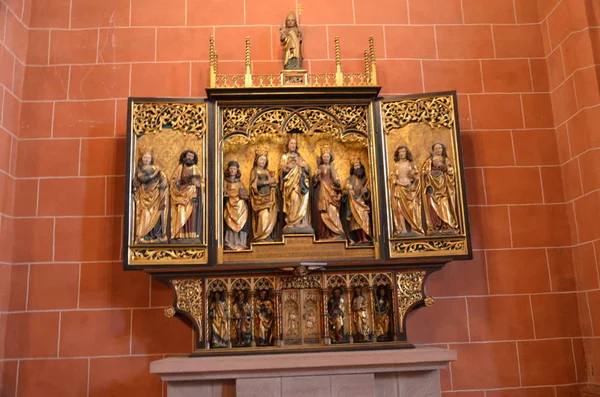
[422,142,459,234]
[223,161,249,250]
[132,150,168,243]
[171,150,203,240]
[390,145,424,236]
[313,147,345,240]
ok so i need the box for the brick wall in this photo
[0,0,598,395]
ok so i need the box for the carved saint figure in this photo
[223,161,249,250]
[313,147,345,240]
[374,287,392,342]
[344,158,372,245]
[232,291,252,347]
[209,291,230,348]
[170,150,203,240]
[250,152,278,242]
[422,142,459,234]
[328,287,345,343]
[280,11,303,70]
[390,146,424,236]
[279,138,313,234]
[132,150,168,243]
[352,286,371,342]
[255,289,275,346]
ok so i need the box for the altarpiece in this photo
[124,13,471,354]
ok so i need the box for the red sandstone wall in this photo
[539,0,600,390]
[0,0,598,395]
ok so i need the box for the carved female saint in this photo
[280,11,303,69]
[389,146,424,236]
[313,147,345,240]
[209,291,230,348]
[374,286,392,342]
[249,151,278,242]
[351,286,370,342]
[132,150,168,243]
[279,138,313,234]
[255,289,275,346]
[232,291,252,347]
[327,287,345,343]
[422,142,459,234]
[223,161,249,250]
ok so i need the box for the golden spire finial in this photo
[334,36,343,86]
[209,35,217,87]
[364,50,371,80]
[368,36,377,85]
[245,36,252,87]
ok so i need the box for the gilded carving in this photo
[132,103,207,139]
[396,271,425,332]
[392,239,465,254]
[280,275,321,289]
[172,279,203,339]
[381,96,454,133]
[130,247,206,262]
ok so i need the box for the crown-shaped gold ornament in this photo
[320,145,333,155]
[255,147,269,157]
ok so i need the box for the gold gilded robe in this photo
[422,156,459,234]
[224,178,248,250]
[390,161,424,235]
[250,168,278,241]
[133,165,168,242]
[279,152,311,230]
[352,293,370,341]
[170,163,203,239]
[374,294,391,341]
[255,297,274,345]
[315,164,344,239]
[281,27,302,68]
[209,299,229,347]
[345,175,371,236]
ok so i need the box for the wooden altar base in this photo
[151,347,456,397]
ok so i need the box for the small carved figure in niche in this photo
[374,286,392,342]
[280,11,303,70]
[132,149,168,243]
[343,157,372,245]
[390,145,424,237]
[328,287,346,343]
[279,137,314,234]
[254,289,275,346]
[209,291,230,348]
[422,142,459,234]
[224,161,249,250]
[250,151,278,242]
[351,286,371,342]
[313,147,345,240]
[170,150,204,240]
[232,291,252,347]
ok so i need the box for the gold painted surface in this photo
[129,247,207,264]
[381,96,454,132]
[132,103,207,139]
[392,238,466,254]
[396,271,425,332]
[172,279,203,340]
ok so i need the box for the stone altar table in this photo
[150,347,456,397]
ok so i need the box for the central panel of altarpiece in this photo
[123,28,471,355]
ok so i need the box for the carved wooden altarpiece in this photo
[123,34,471,355]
